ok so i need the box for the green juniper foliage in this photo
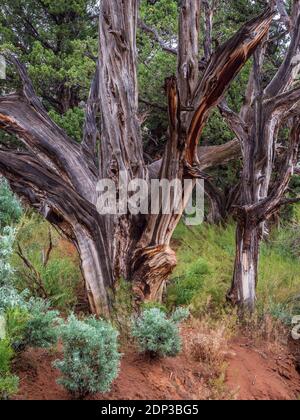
[54,315,121,398]
[132,308,188,358]
[0,0,99,142]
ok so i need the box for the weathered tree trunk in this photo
[219,3,300,312]
[0,1,274,315]
[229,221,259,313]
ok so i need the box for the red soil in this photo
[226,339,300,400]
[13,337,300,401]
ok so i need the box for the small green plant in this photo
[54,315,121,399]
[0,339,14,374]
[5,306,30,352]
[112,278,133,341]
[141,301,168,313]
[5,299,59,352]
[0,339,19,400]
[22,299,59,349]
[4,298,59,352]
[171,307,190,324]
[132,308,188,359]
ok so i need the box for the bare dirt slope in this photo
[13,337,300,401]
[226,339,300,400]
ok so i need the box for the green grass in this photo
[168,221,300,321]
[11,213,82,311]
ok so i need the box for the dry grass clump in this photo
[241,314,288,354]
[189,325,228,368]
[184,317,238,400]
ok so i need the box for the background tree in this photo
[215,0,300,312]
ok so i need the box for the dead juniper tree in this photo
[0,0,274,316]
[212,0,300,312]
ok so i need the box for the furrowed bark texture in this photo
[0,1,274,314]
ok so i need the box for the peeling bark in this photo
[229,222,259,313]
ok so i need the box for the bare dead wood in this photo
[82,62,101,164]
[202,0,214,60]
[276,0,292,30]
[0,94,97,203]
[219,100,248,142]
[0,149,114,316]
[132,7,274,304]
[186,8,275,164]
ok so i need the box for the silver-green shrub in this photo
[0,179,22,230]
[54,315,121,398]
[5,299,59,352]
[132,308,189,358]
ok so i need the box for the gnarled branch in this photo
[82,61,101,164]
[219,100,248,142]
[186,8,275,164]
[0,94,97,202]
[138,19,177,56]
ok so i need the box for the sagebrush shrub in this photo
[5,299,59,352]
[132,308,188,358]
[171,307,190,324]
[0,286,27,312]
[54,315,121,398]
[0,227,16,288]
[0,179,22,230]
[22,299,59,349]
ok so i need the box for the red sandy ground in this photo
[13,337,300,401]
